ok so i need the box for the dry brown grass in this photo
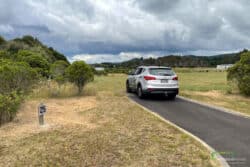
[30,80,97,99]
[0,97,97,143]
[0,75,220,167]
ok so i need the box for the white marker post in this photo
[38,103,46,125]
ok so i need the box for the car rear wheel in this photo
[137,85,144,99]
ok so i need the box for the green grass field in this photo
[0,74,219,167]
[178,72,229,92]
[175,69,250,115]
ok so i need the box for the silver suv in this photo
[126,66,179,99]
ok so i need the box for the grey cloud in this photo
[13,25,50,33]
[135,0,181,15]
[0,0,250,62]
[1,24,51,42]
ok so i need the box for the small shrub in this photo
[0,92,22,125]
[66,61,94,94]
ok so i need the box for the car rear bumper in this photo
[143,88,179,95]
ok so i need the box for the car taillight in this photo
[172,76,178,80]
[144,76,156,80]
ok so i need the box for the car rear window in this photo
[149,68,174,76]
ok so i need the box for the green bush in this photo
[0,91,22,125]
[0,59,38,94]
[227,52,250,96]
[0,59,39,125]
[17,50,50,77]
[66,61,94,94]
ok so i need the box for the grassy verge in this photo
[0,74,219,167]
[177,70,250,115]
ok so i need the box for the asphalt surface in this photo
[128,94,250,167]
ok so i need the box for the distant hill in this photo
[0,35,69,63]
[93,50,247,69]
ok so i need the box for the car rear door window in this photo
[149,68,174,76]
[135,68,143,75]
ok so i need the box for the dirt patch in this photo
[0,96,97,140]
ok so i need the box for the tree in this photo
[227,51,250,96]
[66,61,94,94]
[50,60,69,85]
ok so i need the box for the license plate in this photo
[161,79,168,83]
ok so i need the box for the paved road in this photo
[129,94,250,167]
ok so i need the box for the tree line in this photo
[92,51,246,70]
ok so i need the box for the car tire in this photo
[137,85,144,99]
[126,81,132,93]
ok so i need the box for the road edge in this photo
[127,97,230,167]
[178,95,250,119]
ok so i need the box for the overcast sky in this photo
[0,0,249,63]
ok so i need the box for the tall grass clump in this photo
[30,80,97,99]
